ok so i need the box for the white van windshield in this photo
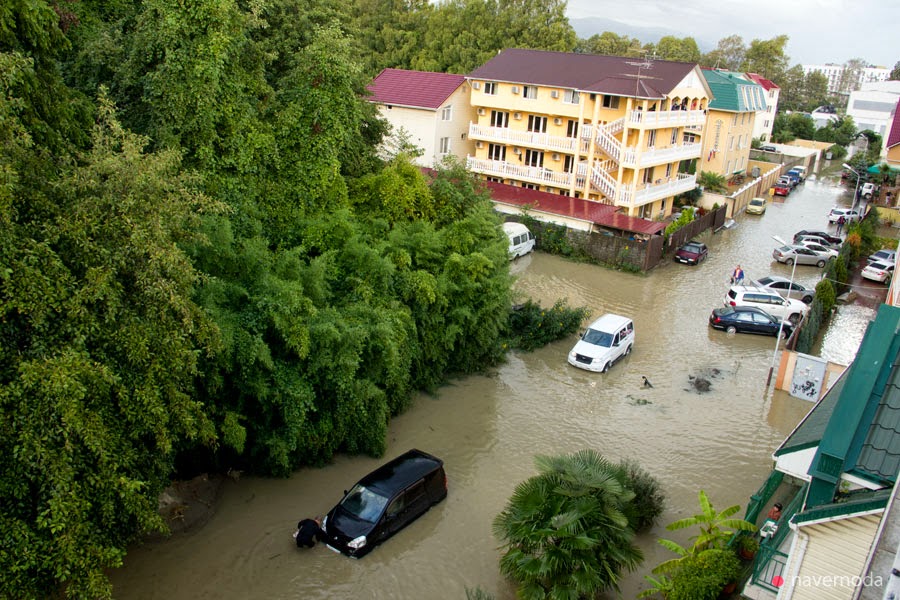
[583,329,613,347]
[340,484,389,522]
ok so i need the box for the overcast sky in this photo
[566,0,898,68]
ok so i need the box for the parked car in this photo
[568,314,634,373]
[861,260,894,283]
[861,182,876,199]
[827,208,862,223]
[793,230,842,246]
[746,197,767,215]
[788,166,807,181]
[772,182,791,196]
[320,449,447,558]
[798,240,839,259]
[760,145,777,152]
[503,222,535,259]
[783,171,801,187]
[777,175,795,188]
[709,306,794,338]
[754,276,815,304]
[773,245,829,268]
[724,285,809,324]
[868,249,897,265]
[674,241,708,265]
[796,235,841,250]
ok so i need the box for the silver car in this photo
[773,245,828,267]
[753,276,815,304]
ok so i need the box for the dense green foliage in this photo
[666,548,741,600]
[493,450,661,598]
[507,300,589,352]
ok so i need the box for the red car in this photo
[772,183,790,196]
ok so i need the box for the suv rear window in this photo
[727,289,737,300]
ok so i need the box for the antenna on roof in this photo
[626,53,653,97]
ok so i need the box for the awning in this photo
[867,163,900,175]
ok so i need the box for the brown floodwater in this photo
[110,168,880,599]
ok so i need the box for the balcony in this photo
[621,143,703,168]
[633,173,697,205]
[466,156,585,189]
[469,123,589,154]
[626,109,706,129]
[579,162,696,207]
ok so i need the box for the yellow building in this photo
[465,49,712,219]
[699,69,767,180]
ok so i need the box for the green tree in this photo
[891,60,900,80]
[351,0,431,75]
[652,36,701,63]
[0,96,224,599]
[743,35,790,81]
[700,35,745,70]
[500,0,576,54]
[493,450,644,598]
[815,115,858,146]
[576,31,644,57]
[836,58,866,94]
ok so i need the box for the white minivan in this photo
[503,222,535,259]
[567,314,635,373]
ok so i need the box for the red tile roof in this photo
[484,181,665,235]
[746,72,780,91]
[887,98,900,149]
[367,69,467,110]
[468,48,700,100]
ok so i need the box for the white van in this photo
[503,222,535,259]
[567,314,635,373]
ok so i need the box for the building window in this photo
[441,106,452,121]
[560,189,570,196]
[661,199,666,212]
[564,89,580,104]
[643,167,654,184]
[522,182,538,190]
[732,114,737,126]
[671,129,678,145]
[523,85,538,100]
[484,82,497,95]
[563,155,575,173]
[487,176,503,183]
[524,149,544,168]
[528,115,547,133]
[683,132,698,144]
[666,163,672,178]
[764,120,770,128]
[439,137,450,154]
[488,143,506,161]
[602,95,620,109]
[490,110,509,128]
[566,120,579,138]
[647,130,657,148]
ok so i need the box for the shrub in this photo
[815,278,837,314]
[667,549,741,600]
[619,459,666,532]
[507,299,589,352]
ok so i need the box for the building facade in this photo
[700,69,766,179]
[465,49,711,219]
[846,81,900,138]
[746,73,780,142]
[802,63,891,95]
[367,69,476,168]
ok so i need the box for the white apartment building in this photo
[847,81,900,137]
[802,63,891,95]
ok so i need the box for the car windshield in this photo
[683,243,702,253]
[583,328,613,347]
[339,484,389,523]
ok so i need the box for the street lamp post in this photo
[843,163,861,208]
[767,235,798,387]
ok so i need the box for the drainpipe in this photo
[777,521,809,600]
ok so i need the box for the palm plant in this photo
[493,450,644,599]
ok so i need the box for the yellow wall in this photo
[700,109,756,177]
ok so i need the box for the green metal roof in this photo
[792,488,891,525]
[775,368,848,457]
[807,305,900,507]
[701,68,767,113]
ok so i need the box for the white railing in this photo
[626,109,706,129]
[469,123,586,153]
[621,143,703,168]
[633,173,697,204]
[594,123,622,162]
[466,156,574,188]
[577,160,632,204]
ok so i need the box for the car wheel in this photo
[788,313,801,325]
[781,328,791,340]
[625,345,632,356]
[785,258,794,266]
[865,193,872,199]
[726,325,737,334]
[816,259,826,268]
[802,295,814,304]
[601,361,610,373]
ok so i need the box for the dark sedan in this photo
[793,230,842,246]
[674,241,708,265]
[709,306,794,338]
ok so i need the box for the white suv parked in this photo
[828,208,861,223]
[724,286,809,324]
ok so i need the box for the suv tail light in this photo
[729,301,736,307]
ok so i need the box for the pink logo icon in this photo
[772,575,784,587]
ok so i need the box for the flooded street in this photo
[111,170,881,599]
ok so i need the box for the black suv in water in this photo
[320,449,447,558]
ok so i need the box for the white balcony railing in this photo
[466,156,582,189]
[626,109,706,129]
[469,124,589,154]
[633,173,697,204]
[621,142,703,168]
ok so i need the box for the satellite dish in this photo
[751,167,760,178]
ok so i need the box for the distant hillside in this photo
[569,16,715,53]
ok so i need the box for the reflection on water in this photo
[111,179,868,599]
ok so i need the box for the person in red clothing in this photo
[767,503,783,521]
